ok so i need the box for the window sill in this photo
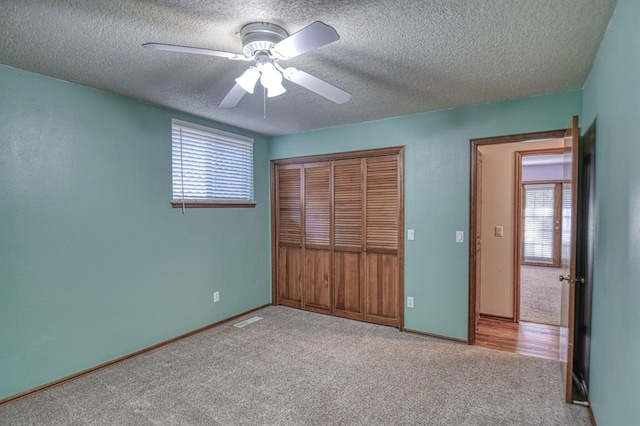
[171,200,257,209]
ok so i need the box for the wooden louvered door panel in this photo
[333,158,365,320]
[303,162,331,313]
[276,164,303,308]
[365,155,401,326]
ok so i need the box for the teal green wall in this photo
[0,65,271,400]
[269,91,582,340]
[582,0,640,423]
[7,14,631,407]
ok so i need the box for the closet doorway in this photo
[270,147,404,329]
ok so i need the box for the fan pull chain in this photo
[263,86,267,119]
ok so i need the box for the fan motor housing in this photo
[240,22,288,58]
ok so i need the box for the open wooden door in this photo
[559,115,581,403]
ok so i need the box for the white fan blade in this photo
[142,43,250,61]
[272,21,339,59]
[219,84,247,108]
[283,68,351,104]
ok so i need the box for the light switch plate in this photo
[407,297,414,308]
[456,231,464,243]
[407,229,415,240]
[495,226,504,237]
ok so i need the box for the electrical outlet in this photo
[407,297,414,308]
[213,291,220,302]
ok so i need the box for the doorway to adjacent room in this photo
[517,151,569,327]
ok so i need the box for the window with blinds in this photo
[171,119,255,208]
[523,183,557,264]
[561,183,572,263]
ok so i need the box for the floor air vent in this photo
[233,316,263,328]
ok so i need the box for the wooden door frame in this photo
[562,115,580,403]
[514,148,568,322]
[474,151,483,329]
[271,146,405,329]
[468,129,566,345]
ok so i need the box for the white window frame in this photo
[171,119,255,209]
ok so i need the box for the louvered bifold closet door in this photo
[303,162,331,313]
[365,155,401,326]
[333,159,365,320]
[276,164,303,308]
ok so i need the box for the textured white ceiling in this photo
[0,0,617,136]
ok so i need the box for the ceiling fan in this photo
[143,21,351,108]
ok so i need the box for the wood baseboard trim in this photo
[0,304,271,406]
[587,401,596,426]
[479,313,515,322]
[404,328,468,344]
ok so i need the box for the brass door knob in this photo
[559,275,584,284]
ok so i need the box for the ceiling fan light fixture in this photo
[267,81,286,98]
[145,20,349,108]
[235,67,260,94]
[259,62,285,96]
[239,22,289,58]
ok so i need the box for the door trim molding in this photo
[468,129,566,345]
[272,146,404,165]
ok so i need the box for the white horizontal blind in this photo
[172,119,254,202]
[523,183,555,263]
[561,182,572,263]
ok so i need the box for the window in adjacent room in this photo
[522,182,561,266]
[171,119,255,209]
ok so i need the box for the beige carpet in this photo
[520,265,565,326]
[0,306,589,425]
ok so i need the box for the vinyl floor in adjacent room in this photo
[0,306,588,425]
